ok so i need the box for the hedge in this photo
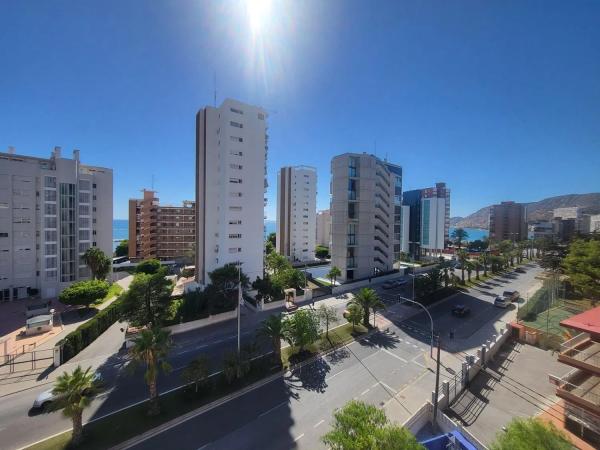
[58,296,124,363]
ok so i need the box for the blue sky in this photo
[1,0,599,220]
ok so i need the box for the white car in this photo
[494,296,510,308]
[32,372,102,410]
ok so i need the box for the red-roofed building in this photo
[552,306,600,446]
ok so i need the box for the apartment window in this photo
[230,150,243,157]
[44,190,57,201]
[230,121,243,128]
[348,202,356,219]
[45,270,57,281]
[0,202,8,208]
[229,206,242,212]
[347,223,357,245]
[45,230,57,241]
[78,180,91,191]
[230,107,244,115]
[229,220,242,225]
[43,176,56,188]
[0,232,8,238]
[13,217,31,224]
[79,267,91,278]
[229,192,243,198]
[45,243,57,255]
[79,205,90,215]
[258,113,265,120]
[79,230,90,240]
[229,233,242,239]
[93,183,97,188]
[44,217,57,228]
[229,178,242,184]
[229,164,243,170]
[79,217,90,228]
[44,203,57,215]
[228,247,242,253]
[230,136,243,143]
[45,257,57,269]
[79,192,90,203]
[349,157,358,177]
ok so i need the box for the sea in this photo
[112,220,487,250]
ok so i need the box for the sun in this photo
[246,0,272,35]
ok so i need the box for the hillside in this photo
[451,193,600,229]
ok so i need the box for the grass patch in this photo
[281,322,368,368]
[25,356,281,450]
[93,283,123,305]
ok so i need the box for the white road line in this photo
[381,348,407,363]
[197,444,211,450]
[361,388,370,396]
[361,348,382,362]
[294,433,305,442]
[371,382,380,388]
[326,368,347,381]
[313,419,325,428]
[259,401,287,417]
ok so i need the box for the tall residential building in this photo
[128,189,195,262]
[488,201,527,242]
[330,153,395,283]
[276,166,317,262]
[402,183,450,259]
[384,162,403,262]
[0,147,112,301]
[195,99,268,286]
[553,207,584,241]
[316,209,332,247]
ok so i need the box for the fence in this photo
[1,348,55,374]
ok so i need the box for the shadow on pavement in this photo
[286,357,331,394]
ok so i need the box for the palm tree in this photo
[52,366,97,446]
[82,247,111,280]
[451,228,469,249]
[465,261,474,283]
[438,260,452,288]
[129,327,172,416]
[327,266,341,286]
[474,259,482,280]
[456,250,468,284]
[259,313,285,360]
[479,253,489,277]
[348,288,385,327]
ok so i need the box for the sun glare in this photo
[246,0,272,35]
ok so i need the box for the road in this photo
[1,264,541,449]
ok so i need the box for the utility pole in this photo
[432,335,441,428]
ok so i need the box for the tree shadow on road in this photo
[357,330,399,350]
[285,357,331,394]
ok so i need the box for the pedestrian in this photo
[311,297,315,308]
[449,329,455,339]
[368,276,372,283]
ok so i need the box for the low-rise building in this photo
[552,307,600,446]
[128,189,195,262]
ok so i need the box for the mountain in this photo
[451,193,600,229]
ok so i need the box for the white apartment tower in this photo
[195,99,268,285]
[316,209,331,247]
[330,153,395,283]
[0,147,113,301]
[276,166,317,262]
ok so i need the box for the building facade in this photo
[316,209,331,248]
[488,201,527,242]
[330,153,395,283]
[195,99,268,286]
[276,166,317,262]
[385,163,404,263]
[402,183,450,259]
[128,189,195,262]
[0,147,112,301]
[527,221,554,240]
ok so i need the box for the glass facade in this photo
[60,183,77,282]
[422,199,430,246]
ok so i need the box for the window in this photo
[229,233,242,239]
[45,230,57,241]
[93,183,96,188]
[44,190,57,201]
[45,257,57,269]
[229,192,243,198]
[0,202,8,208]
[229,178,242,184]
[45,270,57,281]
[230,121,243,128]
[45,243,57,254]
[0,232,8,238]
[229,206,242,212]
[79,217,90,228]
[230,136,243,143]
[44,217,57,228]
[44,176,56,188]
[229,219,242,225]
[78,180,91,190]
[258,113,265,120]
[79,205,90,215]
[230,107,244,115]
[79,242,91,253]
[79,192,90,203]
[79,230,90,240]
[229,164,243,170]
[228,247,242,254]
[348,202,356,219]
[44,203,57,215]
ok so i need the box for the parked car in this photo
[32,372,103,410]
[394,279,408,287]
[502,290,520,302]
[494,296,510,308]
[451,305,471,317]
[382,281,396,290]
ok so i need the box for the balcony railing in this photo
[553,370,600,415]
[347,258,357,269]
[347,235,357,246]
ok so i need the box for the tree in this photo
[474,259,482,280]
[321,400,424,450]
[83,247,111,280]
[252,275,284,303]
[223,351,251,384]
[451,228,469,249]
[490,417,572,450]
[265,239,274,255]
[129,327,172,416]
[136,258,162,275]
[114,240,128,257]
[52,366,97,446]
[208,263,250,304]
[348,288,385,327]
[266,252,291,275]
[498,240,515,267]
[345,303,363,330]
[267,232,276,248]
[316,245,330,259]
[327,266,342,286]
[121,270,172,327]
[182,356,209,393]
[465,261,474,283]
[275,268,306,290]
[456,250,468,283]
[318,304,339,338]
[438,260,453,288]
[469,239,488,252]
[562,239,600,302]
[424,268,442,292]
[259,314,285,360]
[282,309,320,352]
[479,253,489,276]
[59,280,109,309]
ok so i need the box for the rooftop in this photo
[561,306,600,335]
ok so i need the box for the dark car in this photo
[382,281,396,289]
[451,305,471,317]
[503,290,520,302]
[515,267,526,273]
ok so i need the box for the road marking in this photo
[371,382,380,388]
[294,433,305,441]
[412,344,418,348]
[197,444,211,450]
[379,381,398,394]
[259,401,287,417]
[313,419,325,428]
[326,368,347,381]
[361,388,370,396]
[361,348,382,362]
[381,348,407,363]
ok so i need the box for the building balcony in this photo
[555,369,600,416]
[347,258,357,269]
[559,334,600,375]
